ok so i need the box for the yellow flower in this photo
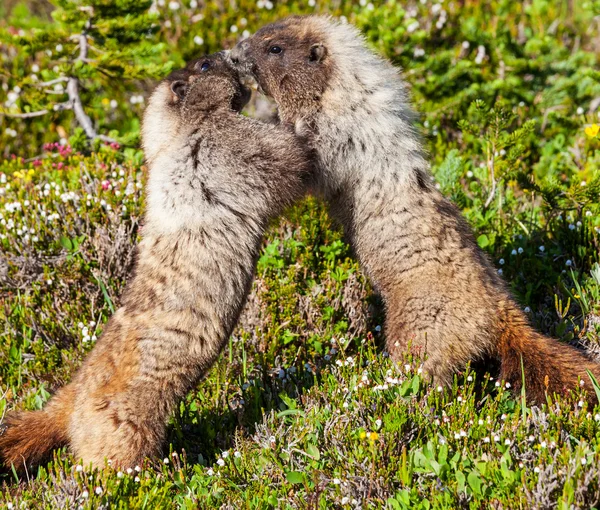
[102,98,110,106]
[27,169,35,176]
[368,432,379,441]
[359,431,367,440]
[585,124,600,138]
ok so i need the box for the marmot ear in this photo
[309,43,327,63]
[171,80,187,100]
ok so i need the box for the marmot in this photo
[0,53,310,473]
[230,16,600,403]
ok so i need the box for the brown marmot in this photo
[0,53,311,473]
[230,16,600,403]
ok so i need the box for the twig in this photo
[78,23,90,61]
[52,102,73,112]
[484,148,497,209]
[64,23,116,143]
[2,101,72,119]
[515,218,530,236]
[34,77,69,88]
[66,77,115,143]
[24,153,46,163]
[2,109,49,119]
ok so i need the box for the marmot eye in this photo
[269,45,282,54]
[200,61,210,71]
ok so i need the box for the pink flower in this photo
[102,180,110,190]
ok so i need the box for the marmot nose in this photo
[230,41,249,65]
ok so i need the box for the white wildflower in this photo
[407,21,419,33]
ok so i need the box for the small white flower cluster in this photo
[194,35,204,45]
[4,128,17,138]
[372,373,404,392]
[207,450,241,476]
[406,21,420,33]
[475,45,486,65]
[78,320,98,343]
[5,86,20,108]
[130,95,145,105]
[335,356,355,368]
[256,0,274,9]
[405,7,418,18]
[454,430,468,440]
[60,190,80,203]
[5,201,22,213]
[433,6,448,29]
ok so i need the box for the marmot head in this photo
[143,53,251,162]
[230,16,333,121]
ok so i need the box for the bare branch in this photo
[2,100,72,119]
[52,102,73,112]
[2,109,49,119]
[78,22,90,62]
[66,77,116,143]
[34,77,69,88]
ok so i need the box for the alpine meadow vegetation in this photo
[1,0,600,508]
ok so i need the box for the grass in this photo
[1,0,600,508]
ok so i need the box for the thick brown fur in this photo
[231,16,600,405]
[0,53,311,474]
